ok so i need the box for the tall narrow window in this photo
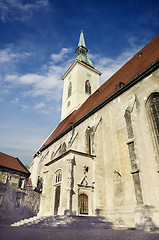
[85,80,91,94]
[18,178,23,188]
[85,127,92,154]
[54,185,61,215]
[147,93,159,152]
[68,82,72,98]
[61,142,66,153]
[55,169,62,183]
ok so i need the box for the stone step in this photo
[11,216,39,227]
[11,215,112,229]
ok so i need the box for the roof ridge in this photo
[0,152,30,175]
[37,35,159,153]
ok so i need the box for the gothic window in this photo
[55,169,62,183]
[61,142,66,153]
[68,82,72,98]
[147,93,159,151]
[85,80,91,94]
[85,127,91,154]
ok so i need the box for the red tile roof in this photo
[39,35,159,152]
[0,152,30,175]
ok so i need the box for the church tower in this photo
[61,30,101,120]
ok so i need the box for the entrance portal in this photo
[79,193,88,215]
[54,185,61,215]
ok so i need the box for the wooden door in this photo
[79,193,88,215]
[54,185,61,215]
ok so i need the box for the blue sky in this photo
[0,0,159,166]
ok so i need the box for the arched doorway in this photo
[54,185,61,215]
[79,193,88,215]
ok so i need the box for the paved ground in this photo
[1,226,159,240]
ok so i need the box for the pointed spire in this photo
[78,30,86,48]
[75,30,94,68]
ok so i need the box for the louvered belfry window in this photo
[147,93,159,149]
[85,80,91,94]
[68,82,72,98]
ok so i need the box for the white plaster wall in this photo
[30,156,40,188]
[61,61,100,120]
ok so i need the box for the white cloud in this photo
[0,48,30,62]
[3,42,144,105]
[34,102,45,109]
[4,48,72,102]
[51,48,72,62]
[5,74,19,81]
[0,0,49,22]
[21,105,29,110]
[11,98,19,104]
[19,74,45,84]
[91,41,143,84]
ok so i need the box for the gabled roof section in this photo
[0,152,30,176]
[39,111,77,151]
[45,149,96,166]
[39,35,159,153]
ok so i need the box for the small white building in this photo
[30,32,159,229]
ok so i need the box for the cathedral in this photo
[30,31,159,228]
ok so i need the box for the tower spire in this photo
[75,30,94,68]
[61,30,101,120]
[78,30,86,48]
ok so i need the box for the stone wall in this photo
[0,183,41,225]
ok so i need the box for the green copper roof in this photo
[75,30,94,68]
[78,30,86,47]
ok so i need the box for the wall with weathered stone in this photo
[30,68,159,229]
[0,183,41,225]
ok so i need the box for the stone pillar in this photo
[66,158,73,215]
[124,107,156,230]
[30,156,40,188]
[124,108,143,205]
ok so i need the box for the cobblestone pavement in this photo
[0,226,159,240]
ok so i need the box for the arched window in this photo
[55,169,62,183]
[85,80,91,94]
[68,82,72,98]
[147,93,159,151]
